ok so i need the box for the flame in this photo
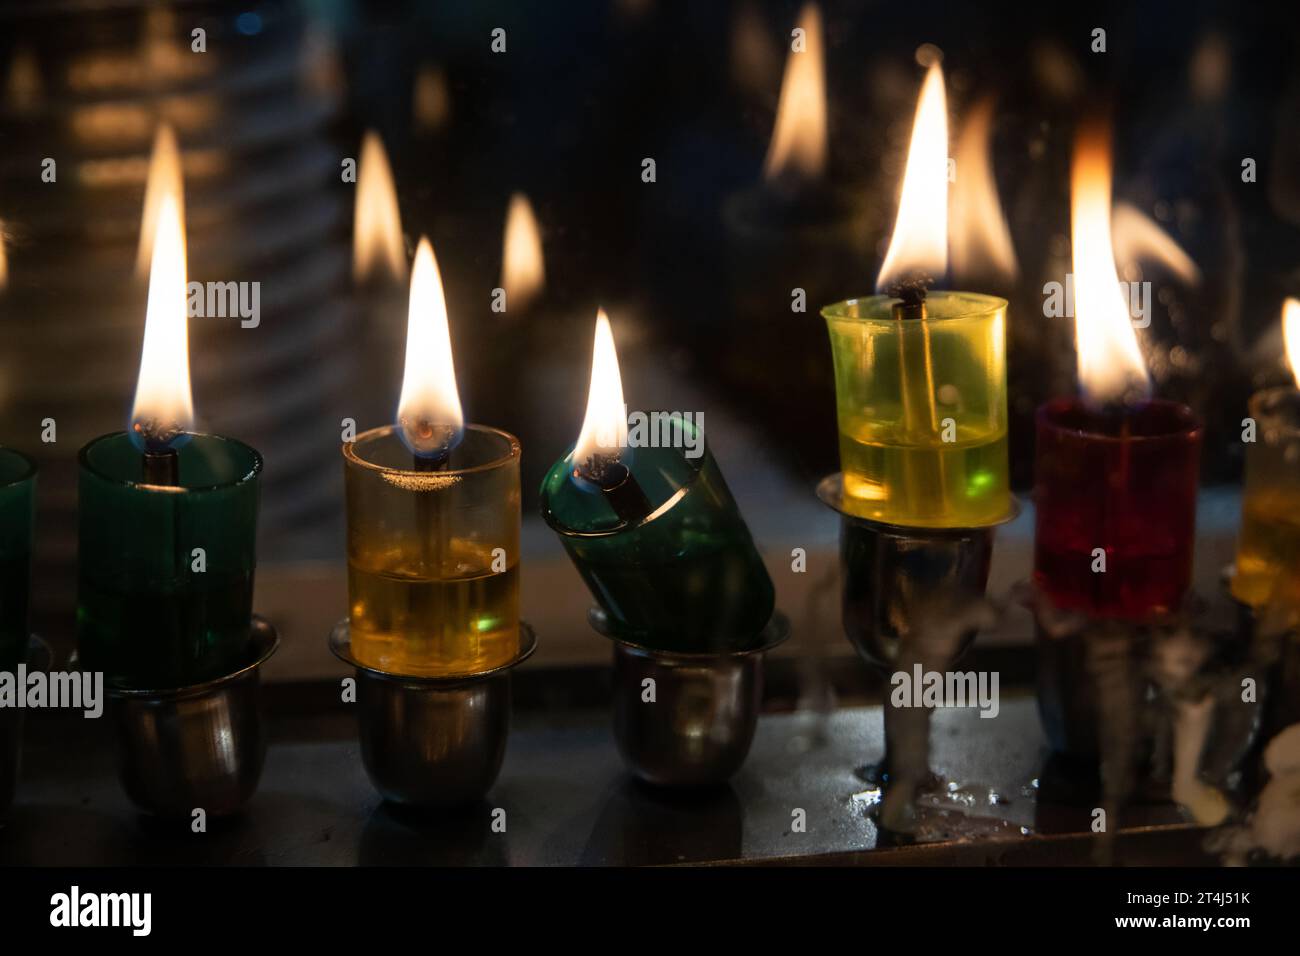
[1070,120,1149,406]
[129,190,193,452]
[501,193,545,313]
[1284,298,1300,389]
[877,62,948,294]
[396,237,463,458]
[1111,202,1201,285]
[5,45,42,113]
[763,3,827,182]
[412,63,452,130]
[353,131,406,284]
[0,221,8,291]
[135,124,185,278]
[949,97,1017,283]
[573,309,627,468]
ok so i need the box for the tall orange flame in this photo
[763,3,827,182]
[353,131,407,285]
[1070,120,1149,406]
[877,62,948,293]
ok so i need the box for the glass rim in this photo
[1248,385,1300,439]
[79,431,263,493]
[540,412,710,538]
[1036,396,1203,444]
[344,423,521,477]
[0,446,38,489]
[821,292,1008,327]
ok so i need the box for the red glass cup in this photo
[1033,398,1202,621]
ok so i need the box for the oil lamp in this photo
[353,130,409,429]
[472,190,575,491]
[1032,118,1203,755]
[76,126,277,818]
[1230,298,1300,611]
[331,235,535,809]
[0,444,37,823]
[540,310,786,786]
[817,61,1016,829]
[501,192,545,318]
[722,2,871,474]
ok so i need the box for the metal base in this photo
[590,607,790,789]
[1,636,51,825]
[816,473,1016,672]
[329,621,537,810]
[108,617,279,819]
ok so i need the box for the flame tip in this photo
[877,62,949,293]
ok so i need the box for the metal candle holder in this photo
[330,620,536,809]
[0,636,49,824]
[816,474,1013,672]
[107,616,279,818]
[817,473,1015,821]
[589,607,789,788]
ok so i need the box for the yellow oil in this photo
[1231,490,1300,608]
[348,539,519,676]
[838,422,1009,528]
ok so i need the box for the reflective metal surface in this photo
[0,636,50,824]
[329,621,536,810]
[109,617,279,819]
[817,474,1013,673]
[591,608,789,788]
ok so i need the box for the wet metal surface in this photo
[0,693,1194,866]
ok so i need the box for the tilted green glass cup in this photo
[540,414,774,653]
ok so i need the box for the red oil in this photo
[1032,398,1201,621]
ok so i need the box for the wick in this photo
[575,453,653,526]
[142,449,179,486]
[888,275,931,321]
[413,452,448,473]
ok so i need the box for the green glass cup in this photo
[0,448,37,673]
[77,432,262,689]
[540,414,774,653]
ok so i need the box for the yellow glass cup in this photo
[822,293,1010,528]
[1232,387,1300,608]
[343,424,521,676]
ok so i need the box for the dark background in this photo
[1,0,1299,642]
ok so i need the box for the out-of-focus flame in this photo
[0,221,8,291]
[1070,120,1150,406]
[573,309,627,469]
[950,97,1017,283]
[501,193,545,314]
[877,62,948,294]
[1111,202,1201,285]
[300,23,345,101]
[396,237,463,458]
[6,45,42,114]
[412,63,452,131]
[1190,33,1231,103]
[763,3,827,182]
[730,0,780,97]
[1284,298,1300,389]
[136,124,185,278]
[130,191,193,452]
[353,131,407,285]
